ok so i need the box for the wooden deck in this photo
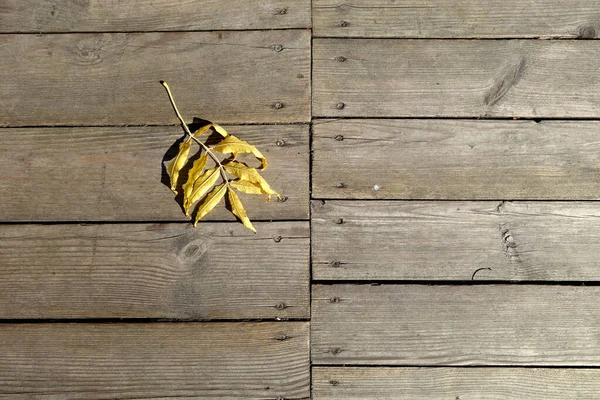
[2,1,600,398]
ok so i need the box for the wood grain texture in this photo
[0,222,308,319]
[0,125,308,221]
[0,322,309,399]
[313,0,600,38]
[313,119,600,199]
[313,367,600,399]
[0,31,310,126]
[313,40,600,118]
[312,201,600,281]
[312,285,600,365]
[1,0,311,32]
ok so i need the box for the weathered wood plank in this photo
[313,367,600,399]
[0,222,308,319]
[313,40,600,118]
[312,285,600,365]
[313,0,600,38]
[0,322,309,399]
[0,125,308,221]
[312,201,600,281]
[1,0,311,32]
[0,31,310,126]
[313,119,600,199]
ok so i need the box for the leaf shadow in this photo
[161,118,227,219]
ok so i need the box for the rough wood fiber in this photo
[313,367,600,399]
[1,0,311,32]
[0,322,309,399]
[313,0,600,38]
[312,119,600,199]
[313,40,600,118]
[0,31,310,126]
[312,285,600,365]
[312,201,600,281]
[0,222,308,319]
[0,125,308,221]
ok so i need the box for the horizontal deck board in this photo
[0,322,309,399]
[313,367,600,399]
[312,201,600,281]
[313,119,600,199]
[313,40,600,118]
[0,222,309,319]
[1,30,310,126]
[313,0,600,38]
[0,125,308,221]
[1,0,311,32]
[312,285,600,365]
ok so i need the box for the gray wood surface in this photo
[313,367,600,399]
[313,40,600,118]
[312,201,600,281]
[1,0,311,32]
[1,30,310,126]
[313,119,600,199]
[0,125,308,221]
[0,322,309,399]
[313,0,600,38]
[0,222,308,319]
[312,284,600,365]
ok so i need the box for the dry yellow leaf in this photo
[182,154,208,202]
[229,179,264,196]
[185,167,221,216]
[167,140,192,194]
[212,135,268,169]
[194,183,227,226]
[212,123,229,138]
[224,161,281,200]
[161,81,280,232]
[193,123,214,138]
[228,187,256,233]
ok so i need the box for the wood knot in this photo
[335,56,347,62]
[277,195,288,203]
[273,7,288,15]
[330,261,341,268]
[337,20,349,27]
[579,26,597,38]
[335,218,344,224]
[335,102,345,110]
[334,134,344,141]
[276,139,286,146]
[272,102,285,109]
[273,235,282,243]
[274,334,290,341]
[330,380,340,386]
[335,182,347,188]
[329,296,341,303]
[274,302,289,310]
[330,347,342,355]
[272,44,284,52]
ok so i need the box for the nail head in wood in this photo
[276,139,286,146]
[335,56,347,62]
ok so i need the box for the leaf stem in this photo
[161,81,230,184]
